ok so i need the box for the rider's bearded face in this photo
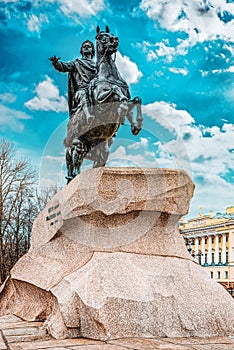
[81,42,93,57]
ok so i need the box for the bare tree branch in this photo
[0,139,60,283]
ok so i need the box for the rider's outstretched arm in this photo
[53,60,76,73]
[49,56,76,73]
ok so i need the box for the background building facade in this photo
[179,206,234,296]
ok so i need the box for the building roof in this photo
[179,206,234,232]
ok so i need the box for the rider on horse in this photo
[49,27,143,183]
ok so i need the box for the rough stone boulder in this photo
[0,167,234,340]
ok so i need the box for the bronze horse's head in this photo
[96,25,119,56]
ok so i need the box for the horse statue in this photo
[64,26,143,182]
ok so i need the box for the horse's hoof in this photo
[131,125,141,135]
[65,175,74,184]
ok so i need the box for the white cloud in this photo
[228,66,234,73]
[211,66,234,74]
[116,52,143,84]
[27,14,49,33]
[43,154,64,162]
[147,41,176,62]
[169,67,189,76]
[140,0,234,60]
[141,101,234,215]
[0,104,31,132]
[140,0,234,39]
[143,101,194,134]
[0,93,16,104]
[3,0,105,34]
[58,0,105,18]
[128,137,149,150]
[108,145,163,168]
[143,101,233,174]
[144,31,229,62]
[200,70,209,77]
[200,65,234,76]
[25,76,67,112]
[163,123,234,176]
[190,174,234,217]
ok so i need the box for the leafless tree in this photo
[34,184,61,212]
[0,139,38,282]
[0,139,60,283]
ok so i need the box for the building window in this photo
[210,271,213,279]
[219,236,221,243]
[205,254,207,263]
[226,235,229,243]
[226,252,228,262]
[219,252,222,263]
[212,237,214,243]
[217,271,220,279]
[225,271,228,279]
[205,238,207,244]
[212,253,215,263]
[199,238,201,245]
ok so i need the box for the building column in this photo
[195,237,199,258]
[201,237,205,265]
[215,234,219,264]
[229,230,234,265]
[222,233,226,264]
[207,236,212,264]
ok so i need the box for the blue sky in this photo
[0,0,233,217]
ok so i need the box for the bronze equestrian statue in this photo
[50,26,143,183]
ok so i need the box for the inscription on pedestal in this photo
[46,203,61,226]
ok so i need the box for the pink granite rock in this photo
[0,167,234,340]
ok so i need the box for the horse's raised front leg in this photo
[127,97,143,135]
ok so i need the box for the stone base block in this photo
[0,168,234,340]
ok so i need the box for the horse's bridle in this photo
[96,42,117,70]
